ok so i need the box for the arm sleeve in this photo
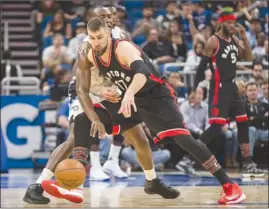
[130,60,151,76]
[194,55,211,88]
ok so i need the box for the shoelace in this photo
[158,179,172,189]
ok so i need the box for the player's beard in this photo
[222,25,231,37]
[94,41,108,56]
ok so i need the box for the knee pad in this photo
[74,113,96,148]
[236,121,249,144]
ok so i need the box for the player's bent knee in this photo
[74,113,95,148]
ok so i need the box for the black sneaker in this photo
[242,161,265,178]
[23,183,50,204]
[144,178,180,199]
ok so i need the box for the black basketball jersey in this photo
[92,39,161,96]
[209,34,239,81]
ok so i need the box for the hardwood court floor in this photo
[1,170,268,208]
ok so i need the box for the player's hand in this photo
[235,23,246,37]
[103,88,121,103]
[90,120,106,139]
[118,91,137,118]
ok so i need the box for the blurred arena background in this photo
[0,0,268,175]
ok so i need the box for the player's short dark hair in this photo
[87,17,106,32]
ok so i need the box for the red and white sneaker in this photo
[41,180,84,203]
[218,182,246,205]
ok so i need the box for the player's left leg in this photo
[136,91,246,204]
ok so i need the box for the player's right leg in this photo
[122,124,180,199]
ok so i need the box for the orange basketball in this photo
[55,159,86,190]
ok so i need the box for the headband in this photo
[218,14,236,23]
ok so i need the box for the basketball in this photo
[55,159,86,190]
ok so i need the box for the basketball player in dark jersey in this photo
[72,17,246,204]
[24,7,180,205]
[179,10,265,178]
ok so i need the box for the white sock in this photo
[143,168,157,181]
[36,168,54,183]
[108,144,121,162]
[90,151,101,168]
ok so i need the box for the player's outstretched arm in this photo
[116,41,151,117]
[194,36,217,88]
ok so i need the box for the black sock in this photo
[213,169,233,185]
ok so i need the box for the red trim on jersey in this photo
[149,74,176,103]
[149,73,165,84]
[216,34,231,43]
[212,56,220,105]
[209,117,227,125]
[114,39,142,70]
[98,39,112,67]
[212,35,220,56]
[165,82,177,103]
[112,125,121,135]
[94,103,106,109]
[153,128,191,144]
[235,114,248,123]
[92,50,99,68]
[218,14,236,23]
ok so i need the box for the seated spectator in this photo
[167,72,187,98]
[131,4,161,39]
[142,28,175,66]
[170,32,187,62]
[121,123,171,171]
[163,20,187,61]
[198,69,212,103]
[252,32,266,59]
[116,5,132,32]
[249,61,266,87]
[177,2,198,49]
[68,22,87,58]
[183,40,205,72]
[156,1,178,30]
[245,82,269,156]
[260,80,268,104]
[180,87,209,138]
[43,10,72,40]
[193,1,212,29]
[222,121,239,168]
[246,18,262,49]
[41,33,75,91]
